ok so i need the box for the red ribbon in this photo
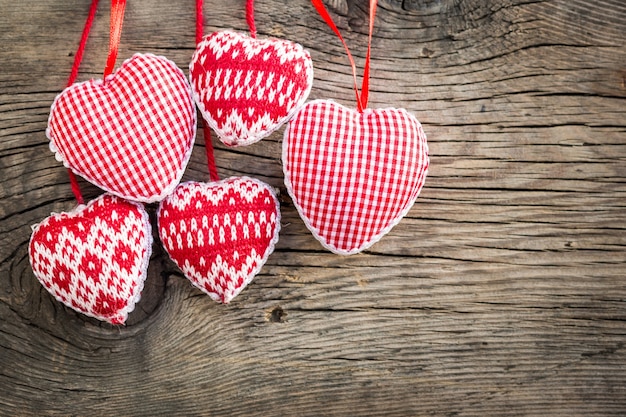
[311,0,377,112]
[195,0,204,44]
[246,0,257,38]
[65,0,101,204]
[196,0,220,181]
[67,0,100,88]
[104,0,126,78]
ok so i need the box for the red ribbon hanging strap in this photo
[67,0,100,87]
[195,0,204,44]
[310,0,377,112]
[104,0,127,77]
[360,0,377,111]
[196,0,220,181]
[246,0,257,38]
[65,0,101,204]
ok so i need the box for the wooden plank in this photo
[1,0,625,415]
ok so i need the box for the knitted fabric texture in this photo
[28,194,152,324]
[47,53,197,203]
[283,99,429,255]
[158,177,280,303]
[189,31,313,147]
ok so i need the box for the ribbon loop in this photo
[360,0,377,110]
[246,0,257,38]
[196,0,220,181]
[196,0,204,43]
[65,0,101,204]
[311,0,377,112]
[67,0,100,87]
[104,0,127,77]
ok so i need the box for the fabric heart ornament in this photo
[47,53,197,203]
[283,99,429,255]
[189,31,313,147]
[28,194,152,324]
[157,177,280,303]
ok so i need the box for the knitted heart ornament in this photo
[189,31,313,147]
[47,53,197,203]
[283,100,429,255]
[28,194,152,324]
[157,178,280,303]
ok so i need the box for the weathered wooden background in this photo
[1,0,625,415]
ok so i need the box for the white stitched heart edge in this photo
[189,31,314,147]
[29,194,153,323]
[282,99,429,256]
[157,177,282,303]
[46,53,197,204]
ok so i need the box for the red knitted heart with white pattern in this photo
[47,53,196,203]
[157,178,280,303]
[189,31,313,147]
[28,194,152,324]
[283,100,429,255]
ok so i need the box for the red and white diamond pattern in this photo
[283,99,429,255]
[28,194,152,324]
[189,31,313,147]
[158,177,280,303]
[47,53,196,203]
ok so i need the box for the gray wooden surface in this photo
[1,0,625,415]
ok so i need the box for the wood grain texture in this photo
[1,0,625,415]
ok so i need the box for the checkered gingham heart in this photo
[189,31,313,147]
[283,100,429,255]
[47,53,196,203]
[29,194,152,324]
[158,178,280,303]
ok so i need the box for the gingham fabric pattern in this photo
[283,100,429,255]
[158,178,280,303]
[47,53,197,203]
[29,194,152,324]
[189,31,313,147]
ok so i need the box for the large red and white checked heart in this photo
[189,31,313,147]
[283,99,429,255]
[28,194,152,324]
[47,53,197,203]
[157,177,280,303]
